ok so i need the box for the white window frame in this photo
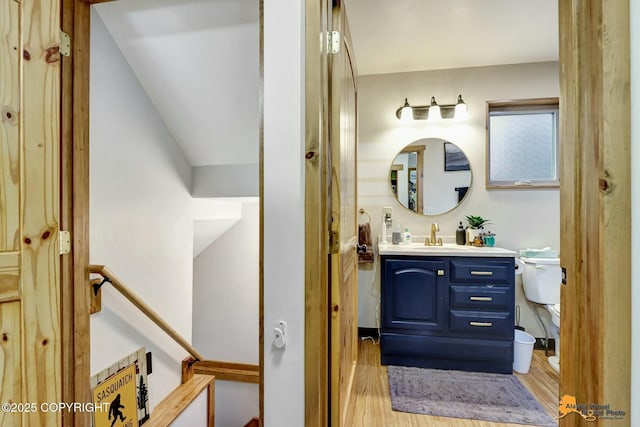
[486,98,560,189]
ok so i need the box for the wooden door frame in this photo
[399,145,425,214]
[61,1,267,426]
[61,1,91,426]
[559,1,631,424]
[303,2,633,427]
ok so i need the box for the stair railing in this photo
[89,264,204,360]
[89,264,261,426]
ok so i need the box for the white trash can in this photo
[513,329,536,374]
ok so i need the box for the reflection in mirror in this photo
[389,138,472,215]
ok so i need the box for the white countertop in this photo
[378,241,517,257]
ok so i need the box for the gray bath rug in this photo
[387,366,557,426]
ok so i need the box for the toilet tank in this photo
[521,256,561,304]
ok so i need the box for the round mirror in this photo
[389,138,472,215]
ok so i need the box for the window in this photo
[486,98,559,188]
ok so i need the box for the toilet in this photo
[520,256,561,373]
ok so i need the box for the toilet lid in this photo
[520,256,560,265]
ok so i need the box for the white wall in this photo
[95,0,260,168]
[263,0,306,425]
[631,0,639,422]
[90,9,204,424]
[357,62,560,338]
[193,198,259,426]
[192,164,259,197]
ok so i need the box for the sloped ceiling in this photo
[95,0,259,167]
[94,0,557,167]
[344,0,558,76]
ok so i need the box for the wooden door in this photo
[329,2,358,425]
[0,0,62,426]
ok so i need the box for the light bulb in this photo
[454,94,468,120]
[399,98,413,122]
[428,96,442,121]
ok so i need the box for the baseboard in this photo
[358,327,380,340]
[359,328,555,351]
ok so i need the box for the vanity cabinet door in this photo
[382,259,447,333]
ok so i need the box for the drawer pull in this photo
[470,271,493,276]
[469,321,493,327]
[469,296,493,302]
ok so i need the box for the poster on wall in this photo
[91,347,150,426]
[444,142,470,171]
[92,364,138,427]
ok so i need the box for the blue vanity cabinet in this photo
[380,255,515,374]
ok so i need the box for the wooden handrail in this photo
[147,374,215,427]
[89,264,204,361]
[193,360,260,384]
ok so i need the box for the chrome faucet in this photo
[425,222,443,246]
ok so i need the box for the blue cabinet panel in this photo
[380,255,515,373]
[381,333,514,373]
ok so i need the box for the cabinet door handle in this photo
[470,270,493,276]
[469,321,493,327]
[469,296,493,302]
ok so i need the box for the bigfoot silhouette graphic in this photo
[108,394,126,427]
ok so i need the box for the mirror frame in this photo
[388,138,473,216]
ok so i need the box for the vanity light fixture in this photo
[395,94,468,121]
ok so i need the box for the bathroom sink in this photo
[378,241,516,257]
[412,244,469,250]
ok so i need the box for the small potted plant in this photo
[465,215,492,242]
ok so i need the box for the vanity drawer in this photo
[449,310,513,338]
[450,259,513,284]
[450,285,511,309]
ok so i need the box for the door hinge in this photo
[327,31,340,54]
[329,230,340,254]
[60,30,71,57]
[59,230,71,255]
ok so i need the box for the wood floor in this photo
[346,340,559,427]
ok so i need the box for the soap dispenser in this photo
[456,222,466,245]
[403,227,412,244]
